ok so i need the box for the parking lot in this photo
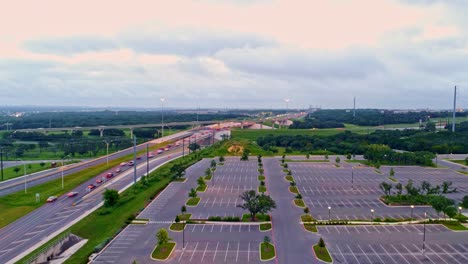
[290,163,444,220]
[319,224,468,264]
[167,223,270,264]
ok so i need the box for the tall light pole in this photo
[328,206,331,221]
[351,166,354,189]
[371,209,375,220]
[422,211,427,253]
[146,144,149,176]
[17,159,27,193]
[103,139,112,167]
[61,155,70,189]
[133,136,137,184]
[411,205,414,220]
[160,98,166,137]
[459,206,463,216]
[0,147,4,182]
[284,98,290,112]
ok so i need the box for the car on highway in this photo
[136,156,142,160]
[147,154,155,158]
[67,191,78,197]
[46,196,58,202]
[164,147,169,151]
[115,168,122,173]
[96,178,103,184]
[157,149,163,154]
[120,162,127,166]
[129,161,135,166]
[87,184,96,190]
[106,172,113,178]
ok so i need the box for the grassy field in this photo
[1,162,54,181]
[151,242,176,260]
[448,160,467,166]
[0,141,170,229]
[260,243,276,261]
[313,244,332,263]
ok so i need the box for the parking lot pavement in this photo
[167,223,271,264]
[328,242,468,264]
[318,224,448,235]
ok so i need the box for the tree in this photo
[13,167,20,174]
[421,181,431,195]
[318,237,326,248]
[181,205,187,214]
[379,182,392,196]
[40,162,46,168]
[237,190,277,221]
[175,215,180,223]
[189,188,198,198]
[346,153,352,160]
[430,196,454,219]
[405,180,420,196]
[444,206,457,218]
[219,156,225,163]
[263,236,271,249]
[304,207,310,214]
[462,195,468,208]
[197,177,206,187]
[425,122,436,132]
[241,151,249,161]
[211,160,217,168]
[284,163,288,169]
[306,154,310,159]
[465,157,468,166]
[156,228,171,245]
[205,168,212,177]
[442,181,456,194]
[189,143,200,152]
[395,183,403,195]
[389,168,395,177]
[335,157,341,164]
[325,154,329,160]
[170,163,185,179]
[103,189,119,207]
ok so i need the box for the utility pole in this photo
[160,98,166,137]
[0,147,3,182]
[452,86,457,132]
[103,139,111,167]
[146,144,149,176]
[133,136,137,184]
[182,137,185,158]
[353,97,356,118]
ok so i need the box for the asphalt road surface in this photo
[0,132,213,264]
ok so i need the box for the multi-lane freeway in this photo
[0,130,214,264]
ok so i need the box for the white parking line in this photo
[248,242,250,262]
[190,242,199,262]
[236,242,240,262]
[390,244,411,264]
[201,242,209,261]
[212,242,219,262]
[225,242,230,262]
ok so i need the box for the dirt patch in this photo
[228,145,244,154]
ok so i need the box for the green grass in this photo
[258,185,266,193]
[152,242,176,260]
[440,221,468,231]
[1,162,56,181]
[447,160,467,165]
[174,178,187,182]
[260,243,276,261]
[169,223,186,231]
[304,224,317,233]
[196,185,207,192]
[17,230,70,264]
[258,175,265,181]
[186,197,201,206]
[63,154,204,264]
[387,177,398,182]
[285,176,294,182]
[259,223,272,231]
[242,213,270,222]
[458,170,468,175]
[289,186,299,194]
[313,244,332,263]
[374,169,382,174]
[205,175,212,180]
[301,214,316,222]
[294,199,306,208]
[178,214,192,221]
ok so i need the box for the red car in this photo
[87,184,96,190]
[96,178,103,184]
[67,192,78,197]
[106,173,113,179]
[136,156,142,160]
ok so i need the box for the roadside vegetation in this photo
[152,228,175,260]
[313,238,332,263]
[260,236,276,261]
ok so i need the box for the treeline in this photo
[0,111,245,129]
[257,124,468,156]
[290,109,466,129]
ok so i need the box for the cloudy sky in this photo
[0,0,467,109]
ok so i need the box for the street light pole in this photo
[133,136,137,184]
[103,140,111,167]
[423,211,427,253]
[183,221,185,249]
[371,209,374,220]
[18,159,27,193]
[146,144,149,176]
[459,206,463,216]
[328,206,331,221]
[351,166,354,189]
[61,155,69,189]
[411,205,414,221]
[0,147,4,182]
[160,98,166,137]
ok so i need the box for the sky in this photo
[0,0,467,109]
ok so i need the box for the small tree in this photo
[219,156,225,163]
[263,236,271,249]
[189,188,198,198]
[318,237,325,248]
[39,162,45,168]
[211,160,217,168]
[465,157,468,166]
[290,181,296,186]
[462,195,468,208]
[346,153,352,160]
[260,180,265,186]
[395,183,403,195]
[205,168,212,177]
[284,163,288,169]
[306,154,310,160]
[324,154,329,160]
[181,205,187,214]
[175,215,180,223]
[197,177,206,187]
[241,151,249,161]
[13,167,20,174]
[103,189,119,207]
[389,168,395,177]
[189,143,200,152]
[444,206,457,218]
[335,157,340,164]
[379,182,392,196]
[156,228,171,245]
[295,193,302,199]
[304,207,310,214]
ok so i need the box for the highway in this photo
[0,131,214,264]
[0,130,201,197]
